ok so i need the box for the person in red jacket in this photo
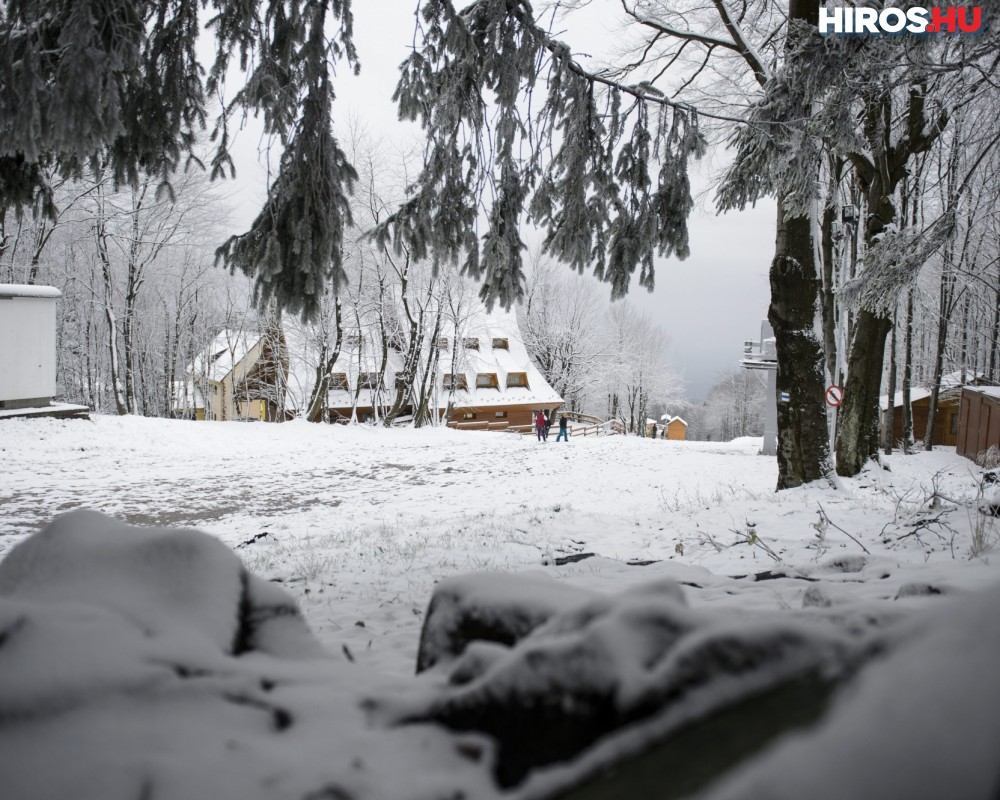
[534,410,548,442]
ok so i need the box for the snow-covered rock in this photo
[400,577,863,789]
[416,571,598,672]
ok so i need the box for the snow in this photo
[967,385,1000,400]
[0,284,62,299]
[0,402,89,419]
[190,328,261,383]
[880,368,986,409]
[1,414,999,797]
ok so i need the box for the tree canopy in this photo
[1,0,706,318]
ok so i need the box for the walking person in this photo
[556,414,569,442]
[650,422,658,440]
[535,410,547,442]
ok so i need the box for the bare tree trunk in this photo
[94,187,128,416]
[306,298,344,423]
[884,311,897,455]
[902,290,914,453]
[820,159,841,384]
[770,203,832,487]
[989,269,1000,382]
[768,0,831,489]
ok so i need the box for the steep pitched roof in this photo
[191,329,260,383]
[325,307,562,410]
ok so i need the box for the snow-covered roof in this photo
[0,283,61,299]
[325,307,561,410]
[963,385,1000,400]
[191,329,261,383]
[880,371,984,410]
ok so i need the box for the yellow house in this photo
[173,328,286,421]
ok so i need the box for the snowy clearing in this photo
[2,415,998,678]
[3,416,1000,799]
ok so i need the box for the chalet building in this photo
[325,311,562,429]
[880,371,985,447]
[173,310,562,429]
[172,327,286,421]
[957,386,1000,463]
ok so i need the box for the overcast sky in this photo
[222,1,774,403]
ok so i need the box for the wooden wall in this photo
[958,389,1000,462]
[888,396,960,447]
[666,419,687,441]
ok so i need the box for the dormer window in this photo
[492,337,509,350]
[476,373,498,389]
[331,373,349,390]
[463,337,480,350]
[506,372,529,388]
[358,372,381,389]
[437,337,449,350]
[443,373,468,390]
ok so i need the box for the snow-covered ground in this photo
[2,414,998,675]
[2,415,999,799]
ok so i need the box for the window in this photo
[476,373,498,389]
[492,337,509,350]
[494,411,508,419]
[394,371,410,386]
[346,333,362,347]
[506,372,529,388]
[331,373,349,390]
[463,337,480,350]
[358,372,381,389]
[950,412,959,436]
[462,412,476,420]
[437,337,449,350]
[443,373,468,390]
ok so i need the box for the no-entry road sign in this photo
[826,385,844,407]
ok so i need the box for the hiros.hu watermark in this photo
[819,5,983,34]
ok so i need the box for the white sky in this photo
[220,1,774,404]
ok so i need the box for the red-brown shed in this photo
[957,386,1000,464]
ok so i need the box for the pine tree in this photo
[373,0,705,311]
[1,0,358,319]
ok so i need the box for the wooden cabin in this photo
[173,327,287,421]
[665,416,688,441]
[881,371,983,447]
[957,386,1000,464]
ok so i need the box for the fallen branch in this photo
[816,503,870,555]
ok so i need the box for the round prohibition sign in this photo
[826,385,844,407]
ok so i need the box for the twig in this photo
[816,502,870,555]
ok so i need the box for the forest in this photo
[2,0,1000,476]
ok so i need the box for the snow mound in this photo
[0,511,495,800]
[416,571,598,672]
[399,576,863,790]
